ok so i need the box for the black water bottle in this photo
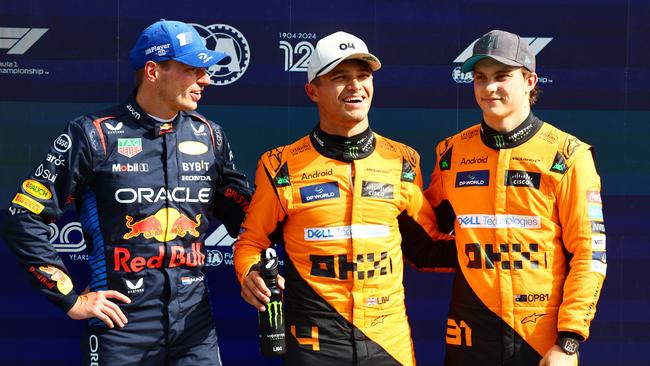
[258,248,286,356]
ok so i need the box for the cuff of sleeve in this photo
[57,292,79,313]
[558,331,584,342]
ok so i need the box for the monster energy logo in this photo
[275,176,289,185]
[266,300,283,328]
[551,162,566,173]
[347,146,359,159]
[493,135,506,148]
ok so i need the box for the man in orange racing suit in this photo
[425,30,606,366]
[234,31,455,366]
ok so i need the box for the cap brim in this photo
[174,49,229,68]
[315,52,382,80]
[461,54,524,73]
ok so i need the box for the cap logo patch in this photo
[145,43,171,56]
[176,31,193,46]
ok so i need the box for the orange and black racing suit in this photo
[425,113,606,365]
[234,126,455,366]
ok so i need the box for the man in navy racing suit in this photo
[2,19,251,365]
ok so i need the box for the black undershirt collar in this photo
[310,125,376,162]
[480,112,543,150]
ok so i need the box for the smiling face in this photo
[153,60,212,118]
[305,59,374,137]
[473,58,538,132]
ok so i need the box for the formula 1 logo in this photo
[0,27,48,54]
[190,23,250,86]
[451,36,553,84]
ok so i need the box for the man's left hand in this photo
[539,345,578,366]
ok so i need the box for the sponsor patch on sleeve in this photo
[587,204,604,221]
[12,193,45,214]
[592,235,606,251]
[587,190,602,204]
[591,251,607,275]
[22,179,52,200]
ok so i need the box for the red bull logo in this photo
[114,242,205,272]
[123,208,201,242]
[123,215,163,239]
[171,213,201,237]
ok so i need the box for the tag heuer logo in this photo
[117,138,143,158]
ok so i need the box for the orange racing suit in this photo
[425,114,606,365]
[234,126,455,366]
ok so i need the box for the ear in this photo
[304,82,319,103]
[143,61,158,83]
[525,72,538,93]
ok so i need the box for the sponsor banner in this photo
[180,276,204,285]
[299,182,340,203]
[124,278,145,296]
[112,163,149,172]
[53,134,72,153]
[592,235,606,251]
[504,170,541,189]
[587,190,602,204]
[178,141,208,155]
[12,193,44,214]
[182,160,210,172]
[588,204,604,221]
[591,251,607,275]
[457,214,541,229]
[361,181,394,199]
[591,221,606,234]
[304,224,390,241]
[22,179,52,199]
[515,293,550,303]
[455,170,489,188]
[117,138,142,158]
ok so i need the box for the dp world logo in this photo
[451,37,553,83]
[190,23,250,86]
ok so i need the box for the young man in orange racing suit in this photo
[234,31,456,366]
[2,20,251,365]
[425,30,606,366]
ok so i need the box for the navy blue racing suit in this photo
[2,95,251,365]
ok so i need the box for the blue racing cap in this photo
[129,19,228,70]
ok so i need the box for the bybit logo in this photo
[0,27,48,54]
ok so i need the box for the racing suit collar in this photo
[124,94,178,136]
[310,125,376,162]
[480,112,543,150]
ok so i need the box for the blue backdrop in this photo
[1,1,648,365]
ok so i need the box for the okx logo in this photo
[451,36,553,84]
[0,27,48,54]
[266,300,284,329]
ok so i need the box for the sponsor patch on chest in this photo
[299,182,340,203]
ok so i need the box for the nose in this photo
[197,69,211,86]
[347,77,362,91]
[484,78,498,93]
